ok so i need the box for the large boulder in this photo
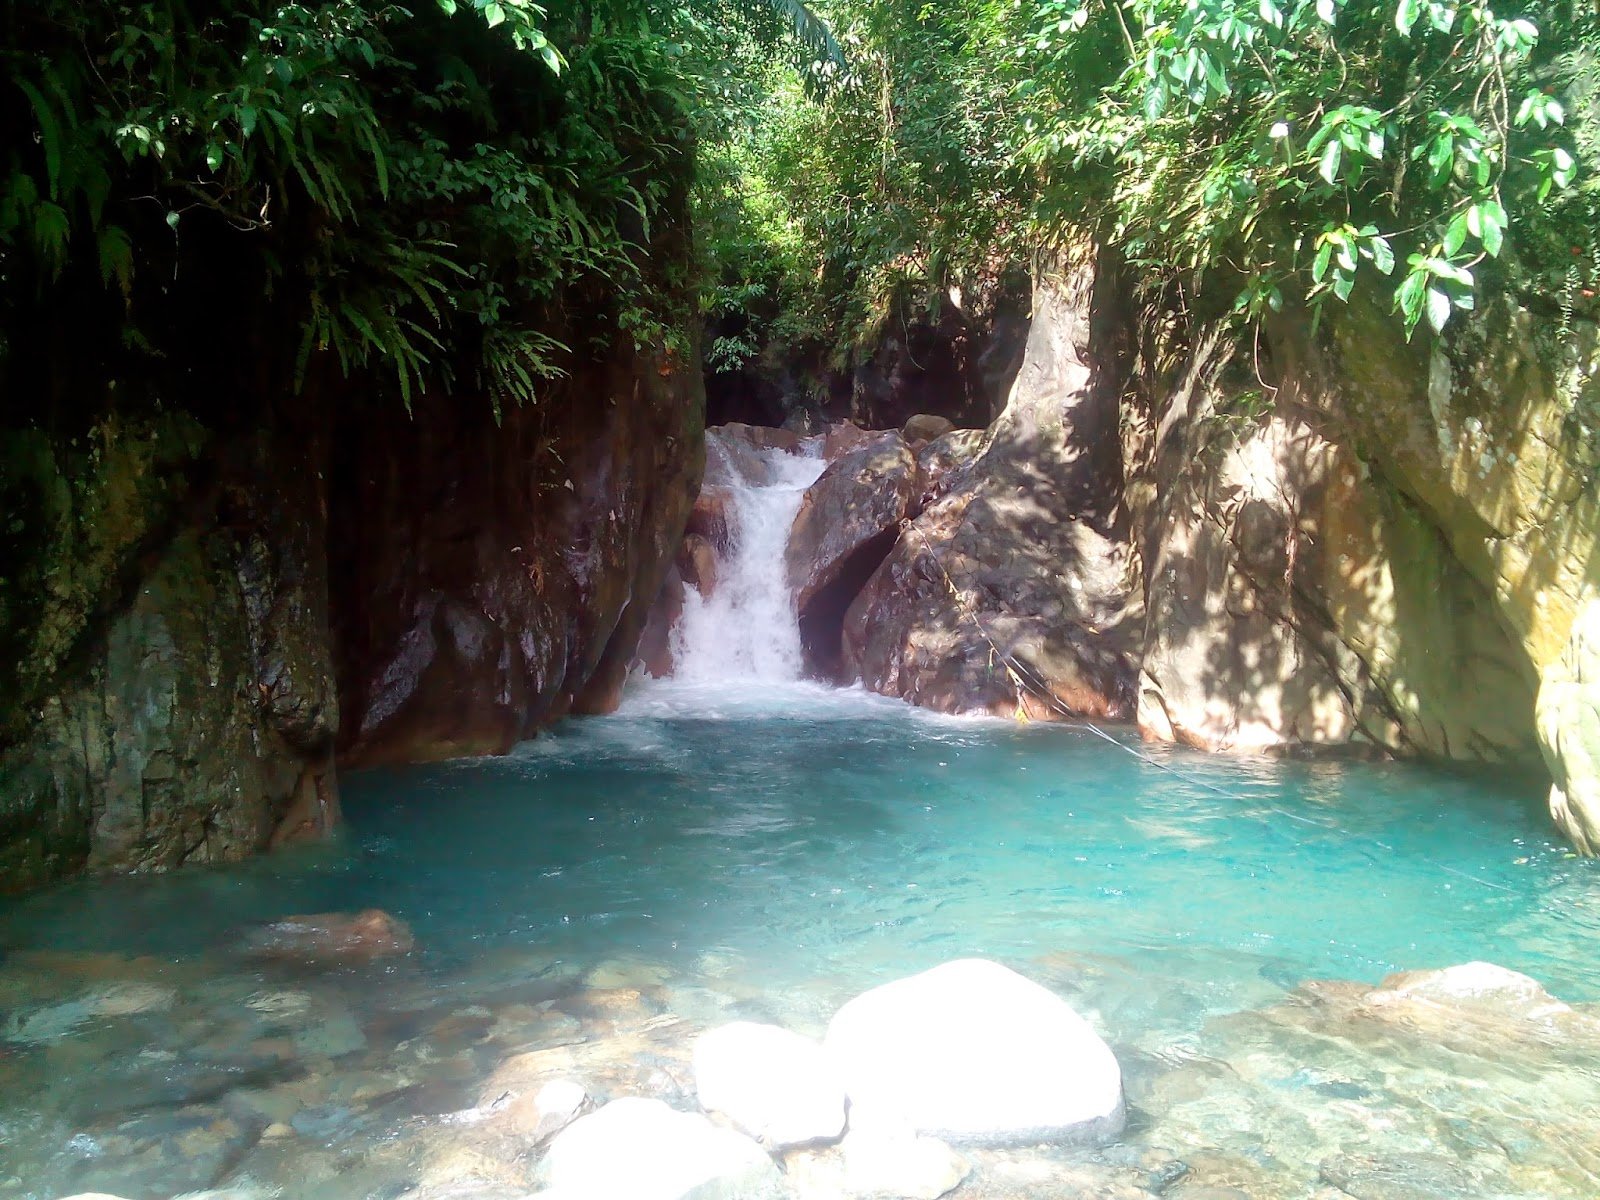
[1537,596,1600,853]
[537,1097,780,1200]
[693,1021,846,1148]
[840,250,1141,720]
[901,413,955,444]
[823,959,1125,1147]
[786,433,920,677]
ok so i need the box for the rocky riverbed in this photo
[5,913,1599,1200]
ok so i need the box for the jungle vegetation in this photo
[1,0,1594,412]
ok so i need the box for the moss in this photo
[0,411,208,746]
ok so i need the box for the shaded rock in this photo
[244,908,414,963]
[53,1105,264,1199]
[693,1022,845,1148]
[824,959,1125,1147]
[687,486,735,548]
[537,1097,780,1199]
[633,564,684,679]
[704,424,802,489]
[330,301,704,762]
[843,250,1141,721]
[786,434,919,678]
[915,429,986,508]
[841,1118,970,1199]
[901,414,955,444]
[679,534,720,597]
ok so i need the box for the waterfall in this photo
[671,443,827,683]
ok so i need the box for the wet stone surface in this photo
[0,945,1597,1200]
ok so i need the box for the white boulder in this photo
[824,958,1124,1146]
[537,1097,780,1200]
[694,1021,846,1148]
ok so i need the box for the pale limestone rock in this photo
[841,1114,969,1199]
[824,959,1124,1146]
[537,1097,780,1200]
[693,1021,846,1148]
[1537,595,1600,854]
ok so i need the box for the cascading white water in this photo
[671,443,827,683]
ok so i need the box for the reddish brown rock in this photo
[687,485,735,548]
[246,908,415,963]
[915,428,987,508]
[821,421,876,462]
[786,433,920,678]
[330,321,704,764]
[840,249,1140,720]
[633,565,684,679]
[679,534,719,597]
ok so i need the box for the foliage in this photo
[691,0,1030,372]
[0,0,697,416]
[1017,0,1587,336]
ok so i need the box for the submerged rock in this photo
[824,958,1125,1147]
[537,1097,780,1199]
[5,982,177,1044]
[693,1021,846,1148]
[840,1117,970,1200]
[243,908,414,963]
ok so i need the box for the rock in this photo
[842,253,1140,721]
[687,486,736,548]
[291,1008,368,1059]
[901,414,955,444]
[841,1119,970,1199]
[1317,1150,1492,1200]
[634,563,684,679]
[5,982,177,1043]
[693,1022,846,1148]
[821,421,876,462]
[824,959,1125,1147]
[537,1097,781,1199]
[914,429,986,507]
[704,425,802,489]
[244,908,414,963]
[1537,596,1600,854]
[1371,962,1571,1019]
[679,534,720,597]
[786,434,920,678]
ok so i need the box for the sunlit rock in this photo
[824,958,1124,1147]
[537,1097,780,1199]
[840,1113,969,1199]
[1537,596,1600,855]
[693,1021,845,1148]
[243,908,414,963]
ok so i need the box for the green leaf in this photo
[1395,0,1421,34]
[483,2,506,28]
[1318,139,1342,185]
[1425,286,1451,333]
[1369,236,1395,275]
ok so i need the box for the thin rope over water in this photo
[899,519,1518,895]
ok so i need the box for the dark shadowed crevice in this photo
[798,527,903,681]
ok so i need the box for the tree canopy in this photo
[2,0,1593,415]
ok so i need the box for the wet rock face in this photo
[0,419,339,892]
[329,331,704,767]
[841,251,1141,720]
